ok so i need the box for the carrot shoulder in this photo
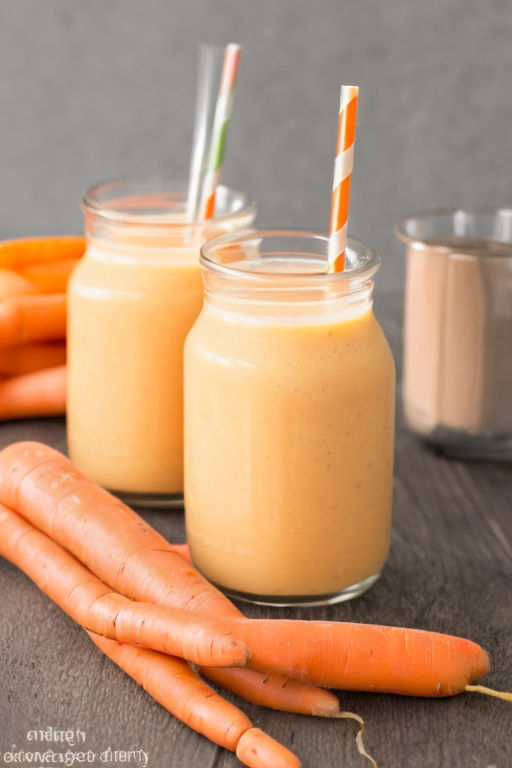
[89,634,301,768]
[0,367,66,420]
[0,294,67,347]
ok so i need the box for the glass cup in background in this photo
[395,207,512,460]
[67,178,255,508]
[184,230,395,606]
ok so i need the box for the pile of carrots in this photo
[0,441,508,768]
[0,236,85,420]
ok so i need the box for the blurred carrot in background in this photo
[0,236,85,419]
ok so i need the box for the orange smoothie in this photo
[184,233,395,603]
[68,243,202,495]
[67,181,254,502]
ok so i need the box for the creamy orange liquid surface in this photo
[185,299,395,597]
[67,241,203,494]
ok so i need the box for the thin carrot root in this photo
[333,712,377,767]
[465,685,512,702]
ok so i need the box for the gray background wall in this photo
[0,0,510,291]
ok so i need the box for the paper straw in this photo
[327,85,359,273]
[197,43,242,220]
[186,45,224,222]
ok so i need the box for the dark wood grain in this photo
[0,294,510,768]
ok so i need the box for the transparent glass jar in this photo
[184,230,395,606]
[67,178,255,508]
[395,207,512,460]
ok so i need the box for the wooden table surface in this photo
[0,295,510,768]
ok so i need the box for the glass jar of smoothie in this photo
[67,178,255,508]
[184,230,395,606]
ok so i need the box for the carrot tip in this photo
[465,685,512,703]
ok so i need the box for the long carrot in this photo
[0,293,66,347]
[0,269,38,299]
[0,503,248,667]
[89,633,301,768]
[0,236,85,270]
[0,367,66,420]
[0,342,66,377]
[0,441,340,717]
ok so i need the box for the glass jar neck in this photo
[82,180,255,252]
[200,231,380,324]
[202,272,375,324]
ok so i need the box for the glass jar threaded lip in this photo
[200,229,381,288]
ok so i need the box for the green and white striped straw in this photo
[197,43,242,220]
[186,45,220,222]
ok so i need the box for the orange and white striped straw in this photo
[197,44,242,220]
[327,85,359,273]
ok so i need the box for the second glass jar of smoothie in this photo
[184,230,395,605]
[67,178,255,507]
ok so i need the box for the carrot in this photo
[88,633,301,768]
[0,367,66,420]
[20,258,80,294]
[0,236,85,270]
[0,269,38,299]
[225,619,489,697]
[0,293,66,347]
[0,442,491,697]
[0,342,66,377]
[0,503,249,667]
[0,441,341,717]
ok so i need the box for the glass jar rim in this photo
[82,176,256,229]
[395,205,512,247]
[200,229,381,283]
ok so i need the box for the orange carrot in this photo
[0,293,66,347]
[0,441,340,717]
[0,236,85,270]
[20,258,79,294]
[0,342,66,376]
[224,618,489,697]
[0,367,66,420]
[0,269,38,299]
[89,633,301,768]
[0,503,247,667]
